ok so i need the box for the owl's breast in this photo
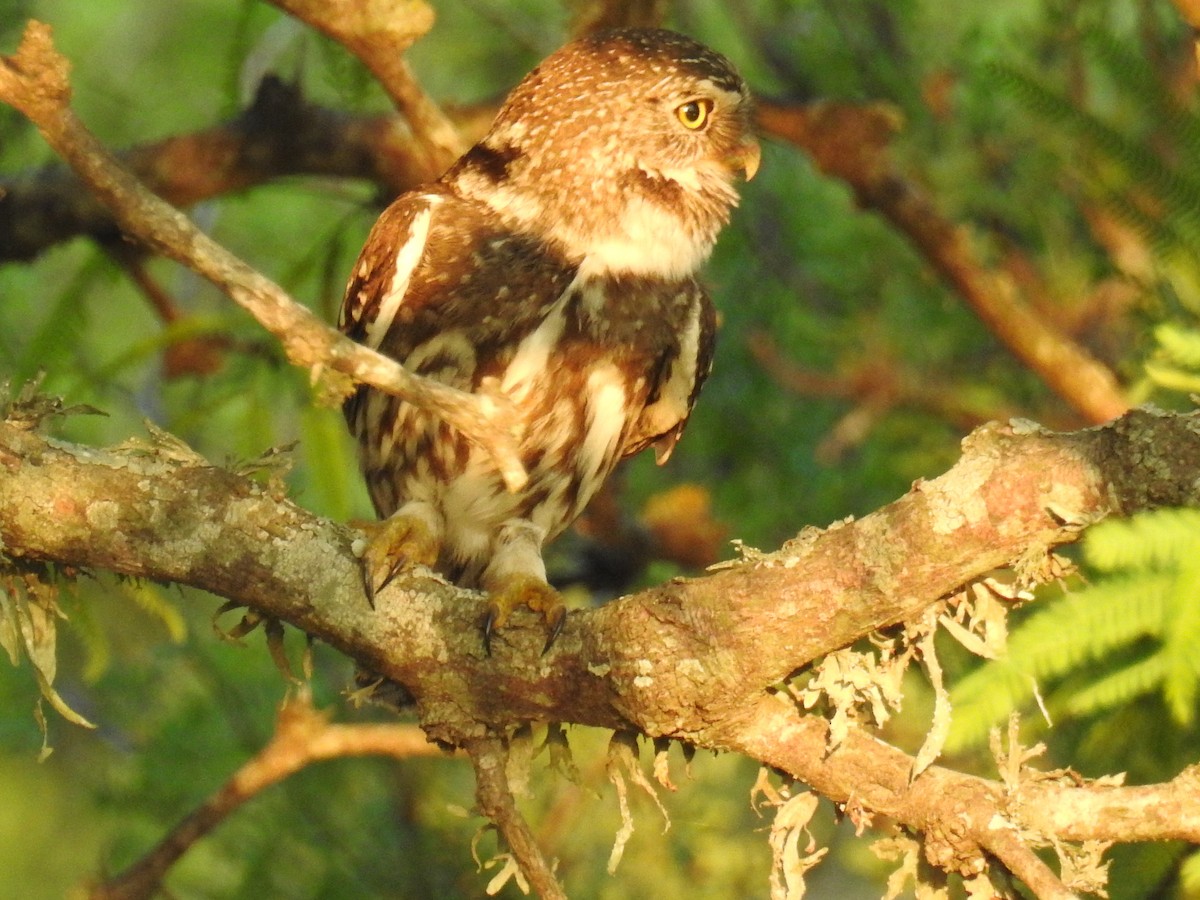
[353,271,712,578]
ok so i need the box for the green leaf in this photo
[1085,509,1200,573]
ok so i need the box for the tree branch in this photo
[0,21,528,491]
[90,692,444,900]
[267,0,466,174]
[467,737,567,900]
[4,404,1200,896]
[756,100,1131,425]
[0,77,460,263]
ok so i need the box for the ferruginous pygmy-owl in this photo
[339,27,758,649]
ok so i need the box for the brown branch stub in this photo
[757,99,1130,425]
[0,20,527,491]
[0,20,70,113]
[467,737,567,900]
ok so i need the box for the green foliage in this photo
[990,33,1200,396]
[1147,322,1200,393]
[950,509,1200,748]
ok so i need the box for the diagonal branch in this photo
[90,693,445,900]
[757,100,1130,425]
[0,77,451,263]
[467,736,567,900]
[267,0,466,175]
[0,21,528,492]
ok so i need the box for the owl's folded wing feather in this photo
[618,283,717,465]
[340,186,577,367]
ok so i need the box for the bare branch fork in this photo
[0,21,529,492]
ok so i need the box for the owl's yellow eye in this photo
[675,99,714,130]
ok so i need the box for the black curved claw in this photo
[363,556,405,608]
[541,607,567,656]
[362,567,377,609]
[482,607,498,656]
[374,558,405,596]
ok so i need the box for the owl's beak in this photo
[727,138,761,181]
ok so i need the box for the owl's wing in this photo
[340,186,577,370]
[341,187,714,470]
[620,284,718,466]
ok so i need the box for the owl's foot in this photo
[359,513,440,603]
[482,574,567,656]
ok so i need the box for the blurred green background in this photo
[3,0,1200,896]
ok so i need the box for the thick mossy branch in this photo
[5,410,1200,865]
[4,409,1200,738]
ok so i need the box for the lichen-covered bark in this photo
[5,408,1199,746]
[6,408,1200,900]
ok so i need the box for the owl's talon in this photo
[482,608,499,656]
[482,574,566,655]
[542,605,567,655]
[366,558,403,604]
[359,514,440,604]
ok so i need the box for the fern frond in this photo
[1102,189,1200,269]
[1163,653,1200,726]
[1002,575,1169,674]
[1066,653,1167,716]
[1089,32,1200,166]
[947,572,1170,749]
[1084,508,1200,572]
[944,656,1036,752]
[1145,362,1200,394]
[991,64,1200,260]
[1160,558,1200,725]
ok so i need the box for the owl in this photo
[340,27,758,649]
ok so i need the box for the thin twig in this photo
[0,21,528,491]
[979,821,1080,900]
[90,694,444,900]
[268,0,467,174]
[467,737,567,900]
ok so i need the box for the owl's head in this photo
[449,28,759,279]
